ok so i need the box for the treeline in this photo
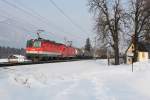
[88,0,150,65]
[0,46,25,58]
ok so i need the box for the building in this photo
[126,42,150,64]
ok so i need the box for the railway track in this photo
[0,58,92,67]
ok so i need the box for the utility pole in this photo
[106,44,110,66]
[94,37,97,59]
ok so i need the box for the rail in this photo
[0,58,93,67]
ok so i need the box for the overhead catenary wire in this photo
[0,9,57,43]
[0,9,38,30]
[0,14,34,38]
[0,9,79,45]
[1,0,90,47]
[0,0,67,39]
[48,0,89,35]
[1,0,84,40]
[0,14,65,45]
[0,18,32,45]
[13,0,83,39]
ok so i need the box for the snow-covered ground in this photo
[0,60,150,100]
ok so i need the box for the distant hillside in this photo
[0,46,25,58]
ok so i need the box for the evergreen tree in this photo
[85,38,91,52]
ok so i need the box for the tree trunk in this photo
[114,35,120,65]
[133,35,138,62]
[114,43,119,65]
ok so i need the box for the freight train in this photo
[26,36,92,61]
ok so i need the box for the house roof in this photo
[125,42,133,53]
[126,41,150,54]
[138,42,150,52]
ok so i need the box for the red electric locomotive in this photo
[26,32,78,61]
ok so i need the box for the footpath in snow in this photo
[0,60,150,100]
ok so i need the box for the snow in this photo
[0,59,8,63]
[0,58,31,63]
[0,60,150,100]
[9,55,25,58]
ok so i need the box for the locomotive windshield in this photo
[27,40,33,47]
[27,40,41,48]
[33,41,41,48]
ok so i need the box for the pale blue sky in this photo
[0,0,94,48]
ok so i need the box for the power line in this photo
[14,1,83,39]
[1,0,89,46]
[0,9,38,32]
[0,15,34,37]
[0,14,64,43]
[1,0,38,20]
[0,0,66,39]
[1,0,51,30]
[14,1,67,34]
[1,0,84,40]
[48,0,89,35]
[0,12,61,40]
[0,9,78,43]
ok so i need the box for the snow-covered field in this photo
[0,60,150,100]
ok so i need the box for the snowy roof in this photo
[9,55,25,58]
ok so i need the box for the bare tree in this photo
[128,0,150,62]
[88,0,125,65]
[144,0,150,42]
